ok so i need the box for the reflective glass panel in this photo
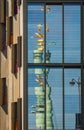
[28,67,45,129]
[28,3,44,63]
[64,69,81,129]
[46,68,63,129]
[46,5,62,63]
[64,4,81,63]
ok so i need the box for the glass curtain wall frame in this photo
[82,3,84,64]
[28,66,82,130]
[28,67,63,130]
[81,2,84,130]
[28,1,82,65]
[27,1,83,130]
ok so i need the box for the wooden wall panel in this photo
[18,0,21,6]
[17,98,22,130]
[0,79,3,105]
[11,0,14,16]
[0,107,6,130]
[0,53,8,78]
[13,75,19,100]
[6,17,13,45]
[17,36,22,67]
[12,44,18,74]
[6,17,10,45]
[0,25,3,50]
[11,102,17,130]
[0,24,6,55]
[13,13,20,44]
[0,0,5,23]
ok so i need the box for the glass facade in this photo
[28,2,82,130]
[28,3,44,63]
[64,69,81,129]
[47,68,63,129]
[28,67,44,129]
[46,5,62,63]
[64,4,81,63]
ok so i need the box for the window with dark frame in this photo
[27,1,83,130]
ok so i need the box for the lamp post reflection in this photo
[69,77,81,129]
[69,77,81,112]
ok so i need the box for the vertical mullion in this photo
[81,2,84,129]
[81,2,83,64]
[44,2,46,130]
[63,3,65,130]
[44,3,46,64]
[63,67,65,130]
[63,4,64,64]
[27,3,29,129]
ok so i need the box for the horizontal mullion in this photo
[27,0,45,3]
[27,0,82,3]
[27,63,83,67]
[45,2,63,5]
[46,0,82,2]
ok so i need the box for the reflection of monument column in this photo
[32,48,53,129]
[46,82,53,129]
[31,4,53,128]
[33,50,43,63]
[46,50,53,129]
[33,50,43,75]
[33,48,45,129]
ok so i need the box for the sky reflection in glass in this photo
[28,3,81,130]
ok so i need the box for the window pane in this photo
[28,67,45,129]
[47,68,63,129]
[28,67,63,129]
[28,3,44,63]
[83,5,84,63]
[64,69,81,129]
[64,4,81,63]
[46,5,62,63]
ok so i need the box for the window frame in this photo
[27,1,84,129]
